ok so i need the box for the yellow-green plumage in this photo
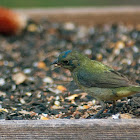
[72,58,140,101]
[52,50,140,118]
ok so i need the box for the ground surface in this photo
[0,19,139,120]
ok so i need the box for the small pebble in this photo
[63,22,75,30]
[54,101,60,106]
[25,92,32,97]
[48,88,62,94]
[55,96,60,100]
[0,91,6,97]
[0,54,3,60]
[27,24,38,32]
[66,94,79,101]
[112,113,121,119]
[96,53,103,61]
[37,61,46,69]
[0,104,2,109]
[12,85,16,91]
[11,107,17,111]
[0,78,5,86]
[12,68,20,73]
[40,116,49,120]
[0,108,8,113]
[84,49,92,55]
[36,93,41,98]
[12,72,27,85]
[23,68,32,74]
[20,98,26,104]
[57,85,67,92]
[42,113,48,117]
[43,77,53,84]
[3,61,9,66]
[132,46,139,53]
[92,100,96,105]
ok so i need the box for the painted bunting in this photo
[52,50,140,118]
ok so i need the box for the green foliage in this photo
[0,0,140,8]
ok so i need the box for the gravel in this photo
[0,19,139,120]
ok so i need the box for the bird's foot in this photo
[86,115,99,119]
[89,116,96,119]
[87,109,105,119]
[112,100,117,114]
[113,110,116,115]
[87,101,106,119]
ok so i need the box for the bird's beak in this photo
[51,59,61,70]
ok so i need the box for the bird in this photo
[52,50,140,118]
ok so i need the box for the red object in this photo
[0,7,27,35]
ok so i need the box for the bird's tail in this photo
[116,85,140,98]
[130,85,140,92]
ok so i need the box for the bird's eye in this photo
[63,60,69,65]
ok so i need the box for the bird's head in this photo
[52,50,87,71]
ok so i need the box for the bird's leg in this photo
[112,100,116,114]
[90,100,106,119]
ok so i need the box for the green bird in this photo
[52,50,140,118]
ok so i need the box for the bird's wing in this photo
[77,68,131,88]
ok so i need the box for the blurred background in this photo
[0,0,140,8]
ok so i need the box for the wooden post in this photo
[15,7,140,25]
[0,119,140,139]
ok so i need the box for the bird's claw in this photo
[90,116,96,119]
[86,114,100,119]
